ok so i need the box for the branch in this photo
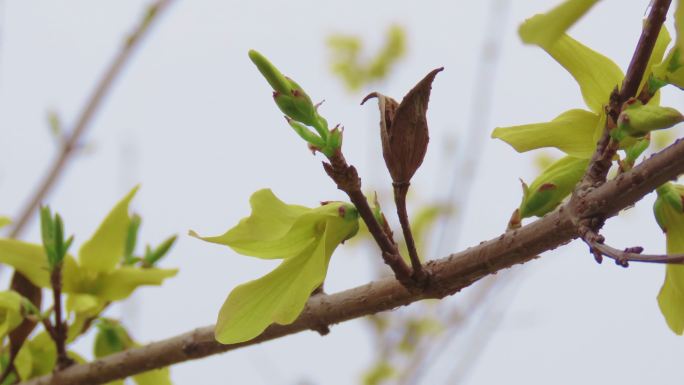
[575,0,671,191]
[8,0,174,239]
[21,136,684,385]
[323,151,414,285]
[588,241,684,266]
[4,1,175,367]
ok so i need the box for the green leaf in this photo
[79,186,139,273]
[518,0,601,48]
[544,34,623,113]
[124,214,142,265]
[191,189,316,259]
[492,109,600,158]
[141,235,177,267]
[0,217,10,229]
[214,208,358,344]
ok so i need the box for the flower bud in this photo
[613,100,683,141]
[249,50,320,128]
[519,156,589,219]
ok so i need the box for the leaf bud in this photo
[613,101,683,141]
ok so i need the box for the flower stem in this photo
[323,151,414,286]
[393,182,426,282]
[51,264,74,370]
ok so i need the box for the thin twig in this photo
[589,240,684,266]
[573,0,672,259]
[575,0,671,192]
[393,182,426,281]
[50,264,73,370]
[323,150,414,285]
[9,0,174,239]
[20,135,684,385]
[2,0,174,367]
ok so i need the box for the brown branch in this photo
[21,136,684,385]
[9,0,174,239]
[589,240,684,266]
[393,182,426,281]
[581,0,671,190]
[323,150,414,285]
[50,265,73,370]
[572,0,672,253]
[2,0,175,368]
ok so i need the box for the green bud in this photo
[613,101,684,141]
[248,49,292,95]
[519,156,589,219]
[327,125,344,154]
[93,319,134,358]
[654,183,684,232]
[249,50,320,128]
[272,82,319,128]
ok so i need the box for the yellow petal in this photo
[79,187,139,273]
[519,0,601,47]
[545,34,623,113]
[492,109,599,158]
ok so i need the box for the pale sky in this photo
[1,1,683,384]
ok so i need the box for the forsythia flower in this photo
[191,189,359,344]
[653,183,684,334]
[0,187,178,338]
[491,0,671,219]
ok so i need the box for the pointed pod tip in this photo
[361,92,379,105]
[188,230,201,239]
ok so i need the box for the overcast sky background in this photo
[1,0,684,384]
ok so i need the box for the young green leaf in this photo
[124,213,142,265]
[141,235,177,267]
